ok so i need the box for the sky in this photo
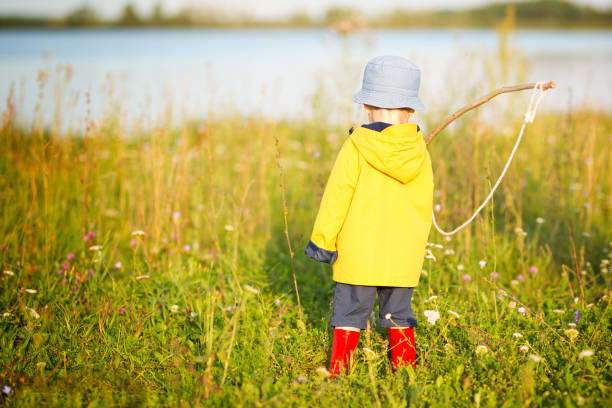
[0,0,611,19]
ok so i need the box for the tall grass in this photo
[1,34,611,407]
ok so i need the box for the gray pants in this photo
[330,282,417,329]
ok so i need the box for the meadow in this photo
[1,62,611,406]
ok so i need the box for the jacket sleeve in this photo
[305,139,360,264]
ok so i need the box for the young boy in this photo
[305,55,433,375]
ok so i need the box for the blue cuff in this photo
[304,240,338,264]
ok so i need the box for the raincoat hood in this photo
[349,123,426,184]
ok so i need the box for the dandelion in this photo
[448,310,460,318]
[424,310,440,325]
[170,305,179,313]
[479,260,487,269]
[529,354,542,362]
[131,230,146,236]
[578,350,594,359]
[490,271,499,280]
[519,345,529,352]
[536,217,545,224]
[3,270,14,276]
[513,332,523,338]
[529,266,538,275]
[457,264,464,271]
[461,274,471,282]
[574,309,580,324]
[518,306,526,315]
[508,301,517,309]
[244,284,259,295]
[135,275,150,280]
[25,289,37,294]
[224,225,235,231]
[565,328,579,340]
[475,345,488,355]
[517,274,525,282]
[29,308,40,319]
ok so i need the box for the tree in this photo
[117,3,141,26]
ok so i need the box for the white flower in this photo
[190,312,197,318]
[434,204,441,212]
[25,289,37,294]
[448,310,460,318]
[135,275,150,280]
[183,244,191,251]
[3,270,14,276]
[510,280,520,285]
[89,245,102,251]
[552,309,565,314]
[513,332,523,338]
[114,262,122,269]
[567,322,576,327]
[170,305,179,313]
[3,312,12,317]
[29,308,40,319]
[421,269,428,276]
[173,211,181,220]
[519,345,529,352]
[425,249,437,262]
[578,349,594,359]
[574,297,579,303]
[479,260,487,269]
[244,284,259,295]
[385,313,392,320]
[457,264,464,271]
[427,295,438,302]
[443,236,452,242]
[529,354,542,362]
[565,328,579,340]
[2,385,12,395]
[424,310,440,325]
[508,301,517,309]
[131,230,146,236]
[275,299,281,306]
[444,249,455,255]
[224,225,235,231]
[475,345,488,355]
[536,217,545,224]
[582,232,590,238]
[518,306,526,315]
[434,244,444,249]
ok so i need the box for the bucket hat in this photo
[352,55,426,110]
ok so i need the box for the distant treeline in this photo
[1,0,610,29]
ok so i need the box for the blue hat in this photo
[352,55,426,111]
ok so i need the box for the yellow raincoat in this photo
[305,122,433,287]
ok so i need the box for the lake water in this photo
[0,29,610,129]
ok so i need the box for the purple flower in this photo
[314,151,320,158]
[490,272,499,280]
[76,277,81,284]
[67,253,75,260]
[83,235,89,242]
[88,268,95,277]
[517,274,525,282]
[62,261,70,270]
[462,274,471,282]
[118,307,125,315]
[529,266,538,275]
[575,309,580,324]
[88,231,95,239]
[57,269,64,275]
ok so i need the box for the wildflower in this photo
[565,328,579,340]
[457,264,464,271]
[114,262,122,269]
[25,289,37,294]
[425,249,437,262]
[513,332,523,338]
[3,270,14,276]
[67,253,75,260]
[574,297,579,303]
[461,274,471,282]
[475,345,488,355]
[3,312,11,317]
[552,309,565,314]
[190,312,197,318]
[529,354,542,362]
[574,309,580,324]
[510,280,519,285]
[88,231,95,239]
[443,235,452,242]
[129,239,137,248]
[517,274,525,282]
[118,307,125,315]
[88,268,95,277]
[314,151,320,158]
[244,284,259,295]
[89,245,102,251]
[224,225,235,231]
[508,301,517,309]
[29,308,40,319]
[444,249,455,255]
[173,212,181,220]
[131,230,146,236]
[514,227,527,236]
[225,306,234,312]
[421,269,428,276]
[385,313,392,320]
[479,260,487,269]
[2,385,12,395]
[427,295,438,302]
[529,266,538,275]
[490,271,499,280]
[62,261,70,270]
[275,299,281,306]
[519,345,529,352]
[578,349,594,359]
[170,305,179,313]
[434,204,441,212]
[536,217,545,224]
[518,306,526,315]
[582,232,590,238]
[135,275,150,280]
[568,323,576,327]
[434,244,443,249]
[57,269,63,275]
[424,310,440,325]
[448,310,460,318]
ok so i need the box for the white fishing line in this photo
[432,81,549,236]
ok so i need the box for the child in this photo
[305,55,433,376]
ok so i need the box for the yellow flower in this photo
[565,328,579,340]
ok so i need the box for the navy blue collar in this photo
[349,122,420,135]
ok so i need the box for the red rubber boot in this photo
[329,328,360,377]
[389,327,416,372]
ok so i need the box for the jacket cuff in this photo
[304,240,338,264]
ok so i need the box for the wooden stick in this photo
[425,81,555,145]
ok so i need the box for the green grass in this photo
[0,83,611,407]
